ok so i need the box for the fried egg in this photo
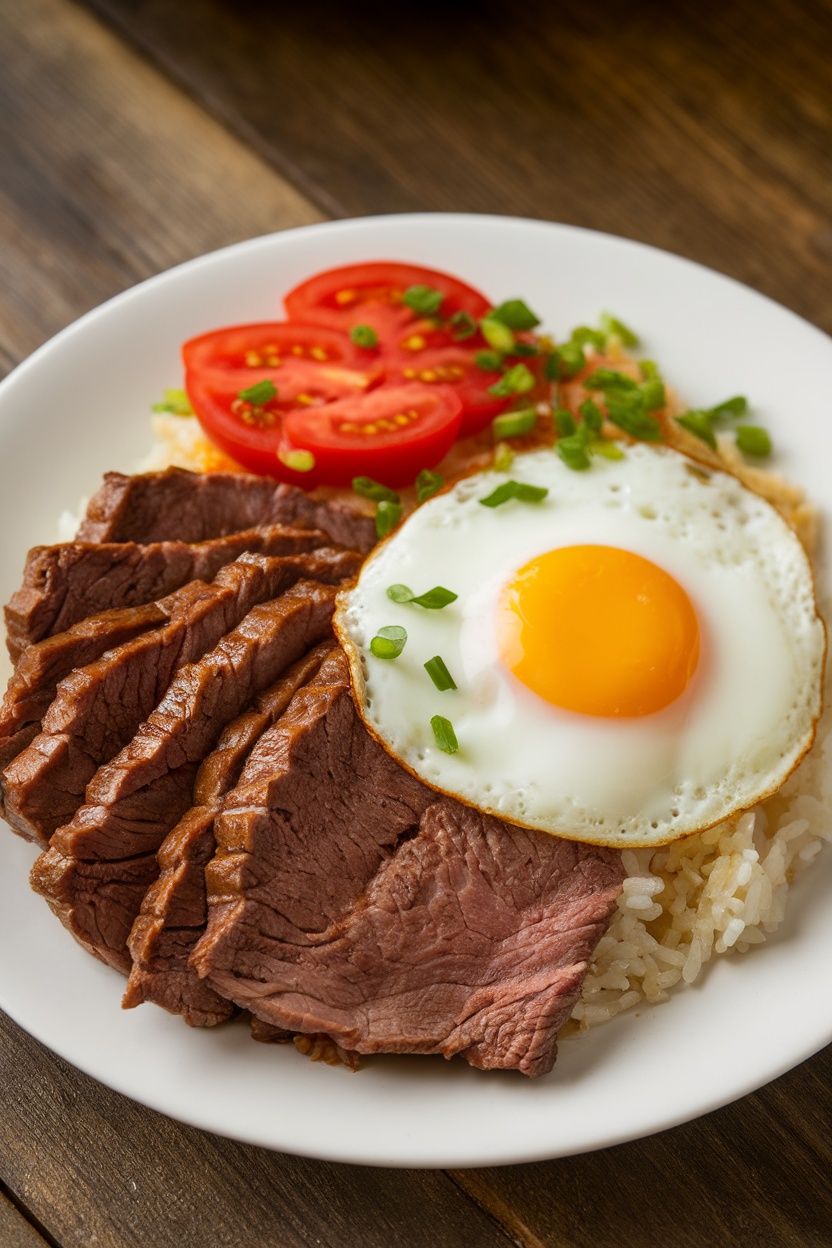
[335,445,825,847]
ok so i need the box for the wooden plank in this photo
[0,0,322,377]
[451,1042,832,1248]
[81,0,832,332]
[0,1193,51,1248]
[0,1010,511,1248]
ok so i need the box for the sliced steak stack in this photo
[4,467,626,1077]
[190,649,625,1077]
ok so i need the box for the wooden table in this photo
[2,1,832,1243]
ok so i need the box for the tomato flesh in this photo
[284,262,491,340]
[183,322,363,373]
[282,384,463,488]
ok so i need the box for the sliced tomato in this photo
[283,262,491,345]
[282,384,463,488]
[182,321,363,373]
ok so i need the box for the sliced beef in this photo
[34,584,341,974]
[192,650,624,1077]
[4,548,357,845]
[0,602,166,800]
[123,641,333,1026]
[77,467,376,552]
[5,524,330,660]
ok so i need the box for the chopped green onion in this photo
[450,310,477,340]
[370,626,407,660]
[238,379,277,405]
[639,359,660,380]
[387,584,458,609]
[415,468,444,504]
[489,299,541,331]
[735,425,772,457]
[605,392,662,441]
[641,379,666,410]
[403,284,444,316]
[424,655,457,691]
[584,368,638,392]
[152,388,193,415]
[276,447,315,472]
[480,317,516,353]
[591,439,625,461]
[511,342,539,357]
[543,350,561,381]
[710,395,748,421]
[557,342,585,378]
[556,435,591,472]
[578,398,604,434]
[375,499,402,538]
[353,476,401,504]
[600,314,639,347]
[570,326,607,351]
[350,324,379,349]
[554,408,576,437]
[474,350,505,372]
[493,442,515,472]
[488,363,536,398]
[676,411,717,450]
[431,714,459,754]
[480,480,549,508]
[492,408,537,439]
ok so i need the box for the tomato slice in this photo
[282,384,463,488]
[182,321,365,373]
[283,262,491,343]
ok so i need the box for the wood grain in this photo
[0,1011,511,1248]
[82,0,832,332]
[0,0,321,379]
[0,1193,51,1248]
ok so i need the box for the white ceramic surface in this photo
[1,214,830,1168]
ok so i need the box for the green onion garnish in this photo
[600,314,639,347]
[431,714,459,754]
[375,499,403,538]
[735,425,772,457]
[710,396,748,421]
[570,326,607,351]
[403,285,444,317]
[350,324,379,349]
[424,655,457,691]
[370,626,407,660]
[543,350,561,381]
[450,310,477,340]
[475,350,505,372]
[641,379,666,410]
[578,398,604,434]
[387,584,458,609]
[605,392,662,441]
[489,299,541,331]
[676,411,717,450]
[415,468,444,504]
[238,379,277,405]
[353,476,401,504]
[492,408,537,440]
[480,480,549,508]
[493,442,515,472]
[554,409,576,437]
[639,359,660,380]
[557,342,585,378]
[511,342,539,357]
[480,317,516,353]
[556,435,592,472]
[276,447,315,472]
[584,368,638,392]
[591,439,625,461]
[488,363,536,398]
[152,388,193,415]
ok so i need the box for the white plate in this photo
[1,214,831,1168]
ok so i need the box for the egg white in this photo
[335,445,825,847]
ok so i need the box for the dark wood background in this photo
[2,0,832,1243]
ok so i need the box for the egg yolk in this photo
[497,545,700,717]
